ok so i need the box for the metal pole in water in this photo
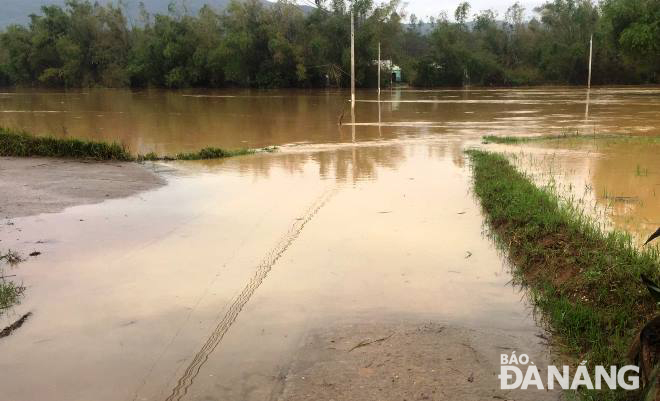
[588,34,593,89]
[350,10,355,110]
[377,43,381,138]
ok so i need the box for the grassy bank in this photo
[0,127,261,161]
[0,127,133,160]
[466,150,659,401]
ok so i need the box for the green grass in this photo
[173,147,254,160]
[482,132,584,144]
[137,147,267,161]
[635,165,649,177]
[0,280,24,311]
[466,149,659,401]
[0,250,24,311]
[0,127,266,162]
[482,132,660,145]
[0,127,133,160]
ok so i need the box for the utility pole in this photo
[350,10,355,110]
[587,34,593,89]
[377,42,381,95]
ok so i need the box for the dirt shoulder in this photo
[278,322,561,401]
[0,157,165,219]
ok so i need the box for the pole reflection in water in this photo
[584,88,591,121]
[351,101,356,143]
[378,92,382,138]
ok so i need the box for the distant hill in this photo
[0,0,314,28]
[406,22,435,35]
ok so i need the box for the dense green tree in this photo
[0,0,657,88]
[533,0,598,84]
[601,0,660,81]
[0,25,33,83]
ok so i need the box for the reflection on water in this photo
[0,141,549,401]
[1,87,660,155]
[177,137,468,184]
[584,88,591,121]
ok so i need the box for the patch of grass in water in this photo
[136,147,256,161]
[636,165,649,177]
[174,147,254,160]
[0,249,23,266]
[0,280,24,311]
[0,127,133,160]
[466,149,659,401]
[482,131,584,144]
[0,250,25,311]
[482,132,660,145]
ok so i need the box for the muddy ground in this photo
[277,322,559,401]
[0,157,164,219]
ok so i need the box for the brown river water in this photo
[0,87,659,401]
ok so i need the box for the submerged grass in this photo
[174,147,254,160]
[482,132,584,144]
[0,127,265,162]
[0,280,24,311]
[466,149,660,401]
[482,132,660,145]
[0,250,24,311]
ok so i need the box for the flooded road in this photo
[1,143,558,401]
[1,87,659,401]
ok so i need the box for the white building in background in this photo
[373,59,403,83]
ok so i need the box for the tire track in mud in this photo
[164,187,337,401]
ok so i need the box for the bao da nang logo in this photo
[499,352,640,390]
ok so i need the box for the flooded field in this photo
[1,87,659,401]
[1,87,660,153]
[488,137,660,244]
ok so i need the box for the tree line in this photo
[0,0,657,88]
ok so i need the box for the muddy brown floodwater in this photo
[1,87,659,401]
[486,138,660,244]
[1,87,660,153]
